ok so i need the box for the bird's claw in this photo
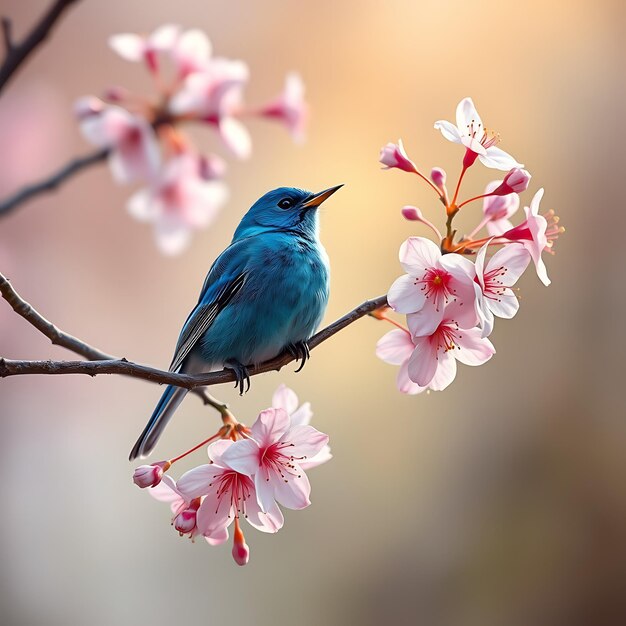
[287,341,310,373]
[225,360,250,395]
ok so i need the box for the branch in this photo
[0,295,389,388]
[0,0,80,94]
[0,148,108,216]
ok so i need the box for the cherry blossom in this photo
[474,241,531,337]
[407,301,496,390]
[376,329,425,395]
[109,24,180,74]
[177,439,284,545]
[481,180,521,236]
[127,152,228,255]
[259,73,308,143]
[132,460,170,488]
[388,237,478,336]
[492,168,531,195]
[434,97,523,170]
[379,140,418,173]
[171,28,212,78]
[169,59,251,158]
[500,188,559,286]
[272,384,331,469]
[78,104,161,183]
[220,408,329,513]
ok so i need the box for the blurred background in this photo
[0,1,624,625]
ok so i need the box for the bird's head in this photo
[233,185,343,241]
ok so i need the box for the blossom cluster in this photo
[377,97,564,394]
[75,25,308,254]
[132,385,330,566]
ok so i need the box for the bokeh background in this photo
[0,1,624,625]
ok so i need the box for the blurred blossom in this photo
[79,104,161,183]
[127,152,228,255]
[259,73,309,143]
[434,97,523,170]
[73,24,309,254]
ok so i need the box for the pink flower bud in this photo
[430,167,446,189]
[132,461,171,489]
[379,140,417,173]
[174,500,200,535]
[231,520,250,566]
[401,205,423,221]
[493,168,531,195]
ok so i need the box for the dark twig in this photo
[0,148,108,216]
[0,295,389,388]
[0,0,80,94]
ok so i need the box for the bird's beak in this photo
[301,184,344,209]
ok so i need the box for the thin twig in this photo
[0,0,80,94]
[0,295,389,388]
[0,148,109,216]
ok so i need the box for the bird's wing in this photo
[168,239,253,373]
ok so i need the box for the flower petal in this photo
[289,402,313,427]
[220,438,260,476]
[407,336,438,387]
[376,329,415,365]
[455,327,496,366]
[285,424,329,459]
[407,304,444,337]
[300,444,333,469]
[428,350,457,391]
[397,361,426,395]
[399,237,441,275]
[486,243,531,286]
[196,486,233,537]
[272,384,299,415]
[456,97,482,132]
[177,464,222,499]
[488,288,520,319]
[387,274,426,314]
[433,120,462,143]
[272,467,311,510]
[219,117,251,159]
[250,408,290,449]
[254,470,278,514]
[108,34,145,62]
[479,146,523,171]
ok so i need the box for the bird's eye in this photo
[278,198,294,209]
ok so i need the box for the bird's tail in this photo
[129,385,188,461]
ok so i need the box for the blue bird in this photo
[129,184,342,460]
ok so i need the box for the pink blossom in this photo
[232,520,250,566]
[501,188,555,286]
[259,73,308,143]
[171,29,212,78]
[78,104,161,183]
[434,97,523,170]
[132,461,170,488]
[407,301,496,390]
[272,384,331,469]
[430,167,447,191]
[376,329,425,395]
[474,241,531,337]
[177,439,284,545]
[109,24,181,74]
[492,168,531,195]
[220,408,329,513]
[169,59,251,158]
[127,152,228,255]
[388,237,478,336]
[379,140,418,173]
[482,180,520,236]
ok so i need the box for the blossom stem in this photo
[169,431,223,464]
[450,165,469,208]
[456,192,494,211]
[467,216,491,240]
[374,313,411,336]
[413,171,445,201]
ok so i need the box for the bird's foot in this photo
[224,359,250,395]
[286,341,310,373]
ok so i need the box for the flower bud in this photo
[379,140,417,173]
[401,205,423,221]
[430,167,446,190]
[493,168,531,195]
[132,461,171,489]
[231,520,250,566]
[174,503,199,535]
